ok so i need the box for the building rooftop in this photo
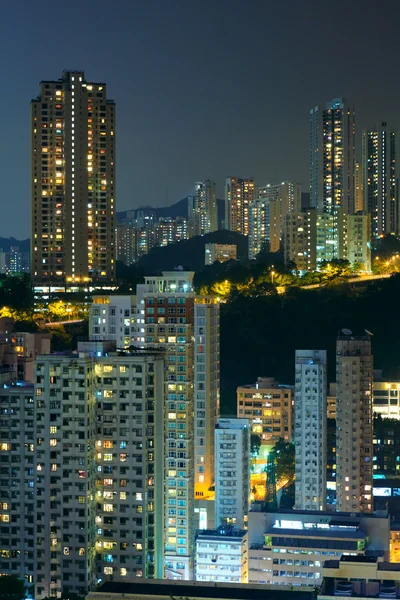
[197,526,247,540]
[266,526,366,540]
[92,579,316,600]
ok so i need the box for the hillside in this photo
[0,238,30,252]
[116,198,225,228]
[136,230,248,273]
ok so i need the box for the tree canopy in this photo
[0,575,25,600]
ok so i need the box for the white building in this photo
[294,350,327,511]
[336,334,373,514]
[89,295,139,348]
[214,418,250,530]
[195,527,248,583]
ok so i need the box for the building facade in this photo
[214,418,250,530]
[0,247,30,275]
[137,272,220,579]
[225,177,255,235]
[294,350,327,511]
[336,334,373,513]
[310,98,355,216]
[248,199,280,258]
[89,295,139,349]
[237,377,293,444]
[31,70,116,285]
[362,123,398,237]
[195,527,248,583]
[188,180,218,236]
[33,346,165,598]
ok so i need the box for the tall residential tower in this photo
[362,122,398,238]
[336,333,373,513]
[310,98,355,216]
[294,349,327,511]
[31,70,116,286]
[225,177,255,235]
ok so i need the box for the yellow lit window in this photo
[103,478,113,486]
[78,496,85,504]
[103,365,112,373]
[120,454,127,462]
[103,503,113,512]
[0,444,10,451]
[103,491,113,499]
[103,541,113,550]
[120,492,126,500]
[104,567,112,575]
[103,390,113,398]
[63,547,70,555]
[103,440,113,448]
[78,548,85,556]
[0,515,9,523]
[50,439,57,447]
[50,426,57,434]
[120,568,127,576]
[104,454,113,462]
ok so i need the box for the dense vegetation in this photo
[220,274,400,414]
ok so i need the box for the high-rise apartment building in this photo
[195,527,248,583]
[283,209,317,272]
[256,182,302,222]
[0,247,30,275]
[338,210,372,272]
[31,70,116,286]
[354,162,364,212]
[237,377,293,444]
[214,418,250,529]
[33,344,165,598]
[310,98,355,215]
[225,177,255,235]
[294,350,327,511]
[188,180,218,236]
[362,122,398,238]
[137,272,220,579]
[248,199,280,258]
[336,333,373,513]
[0,384,36,590]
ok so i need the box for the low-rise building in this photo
[373,379,400,419]
[247,508,390,588]
[195,527,248,583]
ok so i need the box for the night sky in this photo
[1,0,400,238]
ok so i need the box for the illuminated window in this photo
[103,504,114,512]
[78,496,85,504]
[103,440,113,448]
[63,547,70,555]
[120,454,127,462]
[104,567,113,575]
[78,548,85,556]
[120,568,127,576]
[50,439,57,447]
[104,454,113,462]
[0,444,10,451]
[103,365,113,373]
[103,478,113,486]
[50,426,57,434]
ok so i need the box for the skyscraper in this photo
[294,349,327,511]
[362,122,398,238]
[310,98,355,216]
[137,272,220,579]
[256,182,302,221]
[336,333,373,513]
[31,70,116,286]
[225,177,255,235]
[188,180,218,236]
[354,162,364,212]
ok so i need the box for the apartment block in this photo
[248,199,280,258]
[195,527,248,583]
[89,295,139,348]
[137,272,220,579]
[188,180,218,236]
[373,380,400,419]
[31,70,116,285]
[0,247,30,275]
[225,177,255,235]
[294,350,327,511]
[336,334,373,513]
[237,377,293,444]
[214,418,250,530]
[33,345,165,598]
[0,384,36,589]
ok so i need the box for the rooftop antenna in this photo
[365,329,374,336]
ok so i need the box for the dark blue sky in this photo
[1,0,399,237]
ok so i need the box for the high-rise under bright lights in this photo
[31,70,116,286]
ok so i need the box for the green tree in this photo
[273,438,295,485]
[0,575,25,600]
[251,433,261,455]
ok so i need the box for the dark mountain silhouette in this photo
[0,238,30,252]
